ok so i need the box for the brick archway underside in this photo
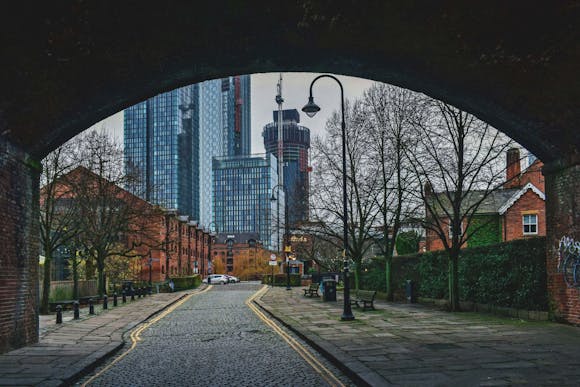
[0,1,578,162]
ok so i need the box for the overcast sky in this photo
[89,72,376,153]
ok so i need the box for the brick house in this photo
[425,149,545,251]
[211,233,271,279]
[42,166,210,285]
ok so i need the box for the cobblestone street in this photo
[81,283,352,386]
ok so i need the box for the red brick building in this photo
[43,167,211,285]
[425,149,546,251]
[211,233,271,279]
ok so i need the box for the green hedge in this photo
[362,237,548,311]
[262,274,301,287]
[171,275,202,291]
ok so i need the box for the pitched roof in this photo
[498,182,545,215]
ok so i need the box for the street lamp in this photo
[207,222,219,277]
[271,184,291,290]
[302,74,355,321]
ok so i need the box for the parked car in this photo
[202,274,228,285]
[226,275,240,283]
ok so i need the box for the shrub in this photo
[262,273,301,286]
[171,275,202,291]
[361,237,548,311]
[395,231,421,255]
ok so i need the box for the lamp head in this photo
[302,96,320,118]
[270,193,277,201]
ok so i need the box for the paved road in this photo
[80,283,351,386]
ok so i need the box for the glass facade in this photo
[262,109,310,226]
[199,75,251,226]
[124,75,250,225]
[124,85,197,216]
[212,154,281,250]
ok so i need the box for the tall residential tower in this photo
[262,109,311,226]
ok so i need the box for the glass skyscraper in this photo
[124,75,251,224]
[263,109,311,226]
[124,85,197,216]
[212,154,280,250]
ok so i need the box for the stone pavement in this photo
[0,288,204,386]
[255,286,580,386]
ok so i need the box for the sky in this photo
[88,72,376,153]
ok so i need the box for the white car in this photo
[203,274,228,285]
[226,275,239,283]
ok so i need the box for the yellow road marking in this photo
[82,285,212,386]
[246,286,346,387]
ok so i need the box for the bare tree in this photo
[39,142,78,313]
[407,101,513,311]
[310,100,379,290]
[362,83,422,301]
[65,130,162,295]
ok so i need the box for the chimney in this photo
[505,148,521,188]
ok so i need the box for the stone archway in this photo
[0,1,578,352]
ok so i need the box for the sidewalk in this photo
[255,286,580,386]
[0,287,205,386]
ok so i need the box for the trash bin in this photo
[405,280,417,303]
[323,279,337,302]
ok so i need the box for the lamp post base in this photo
[341,313,355,321]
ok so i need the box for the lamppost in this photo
[302,74,355,321]
[271,184,291,290]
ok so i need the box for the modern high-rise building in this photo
[262,109,311,226]
[198,75,251,226]
[212,153,281,250]
[124,75,251,224]
[124,85,198,217]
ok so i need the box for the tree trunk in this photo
[40,251,52,314]
[385,256,393,302]
[448,251,460,311]
[97,257,106,296]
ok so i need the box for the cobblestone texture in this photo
[82,283,353,387]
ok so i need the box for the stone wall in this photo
[0,138,39,353]
[545,162,580,324]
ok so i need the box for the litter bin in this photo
[405,280,417,303]
[323,279,337,302]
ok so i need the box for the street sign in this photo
[269,261,278,266]
[269,254,277,261]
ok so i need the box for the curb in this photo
[63,288,201,386]
[253,293,386,387]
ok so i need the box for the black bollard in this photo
[122,289,127,303]
[56,305,63,324]
[137,288,142,298]
[141,287,146,297]
[113,292,118,307]
[103,294,108,310]
[89,298,95,315]
[131,288,135,301]
[73,301,80,320]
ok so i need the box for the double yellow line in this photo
[82,286,212,386]
[246,286,345,387]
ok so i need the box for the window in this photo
[523,214,538,235]
[448,222,463,238]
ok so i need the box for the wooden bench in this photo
[351,290,377,311]
[303,283,320,297]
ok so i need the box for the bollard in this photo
[131,288,135,301]
[137,288,142,298]
[113,292,118,307]
[122,289,127,303]
[141,287,146,297]
[89,298,95,315]
[73,301,80,320]
[56,305,63,324]
[103,294,108,310]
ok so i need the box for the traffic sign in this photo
[269,254,277,261]
[269,261,278,266]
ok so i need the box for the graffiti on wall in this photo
[558,236,580,288]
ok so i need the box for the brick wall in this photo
[545,163,580,324]
[0,139,39,353]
